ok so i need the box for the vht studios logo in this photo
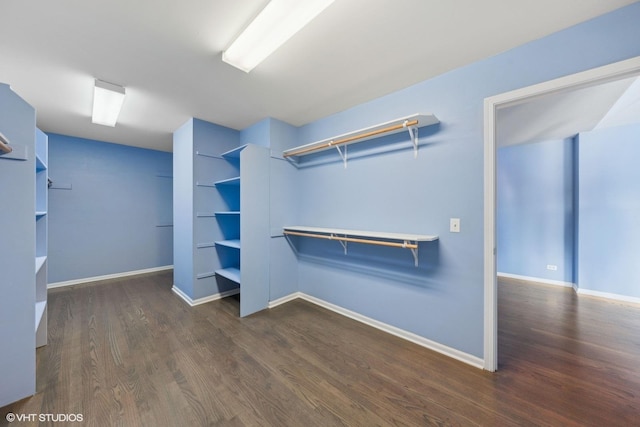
[6,412,84,423]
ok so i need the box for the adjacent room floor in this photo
[2,271,639,425]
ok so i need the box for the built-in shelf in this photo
[215,239,241,250]
[283,113,439,166]
[196,212,217,218]
[35,301,46,332]
[221,145,248,159]
[196,242,216,249]
[195,150,219,159]
[283,226,438,266]
[36,211,47,218]
[215,267,240,284]
[196,182,217,188]
[214,176,240,186]
[215,211,240,216]
[35,256,47,274]
[35,155,47,171]
[196,271,216,280]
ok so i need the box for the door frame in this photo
[483,55,640,372]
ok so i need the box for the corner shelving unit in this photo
[282,113,439,167]
[283,226,438,267]
[35,129,48,348]
[214,145,246,285]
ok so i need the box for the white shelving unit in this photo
[283,226,438,266]
[283,113,439,166]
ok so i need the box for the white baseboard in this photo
[576,288,640,305]
[498,272,574,288]
[48,265,173,289]
[268,292,302,308]
[268,292,484,370]
[498,272,639,305]
[171,285,240,307]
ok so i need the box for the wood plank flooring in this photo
[2,272,639,426]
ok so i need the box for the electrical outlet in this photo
[546,264,558,271]
[450,218,460,233]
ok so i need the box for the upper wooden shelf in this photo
[282,113,438,164]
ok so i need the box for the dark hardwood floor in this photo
[2,272,639,426]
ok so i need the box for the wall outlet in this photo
[546,264,558,271]
[450,218,460,233]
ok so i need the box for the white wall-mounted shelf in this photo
[282,113,438,167]
[283,226,438,266]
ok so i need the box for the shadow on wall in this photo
[286,235,440,288]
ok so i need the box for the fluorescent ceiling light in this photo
[222,0,335,73]
[92,79,125,127]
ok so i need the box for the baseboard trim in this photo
[498,272,574,288]
[268,292,302,308]
[171,285,240,307]
[576,288,640,305]
[269,292,484,370]
[48,265,174,289]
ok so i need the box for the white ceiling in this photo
[0,0,637,152]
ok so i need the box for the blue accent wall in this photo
[48,134,173,283]
[282,3,640,358]
[578,123,640,299]
[497,139,575,283]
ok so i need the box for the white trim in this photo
[171,285,240,307]
[268,292,302,309]
[48,265,173,289]
[273,293,484,369]
[498,272,574,288]
[576,288,640,305]
[484,55,640,373]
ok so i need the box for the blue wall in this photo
[281,3,640,359]
[497,139,575,283]
[578,123,640,299]
[48,134,173,283]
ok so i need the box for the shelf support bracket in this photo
[331,141,348,168]
[331,233,348,254]
[405,240,419,266]
[404,120,419,158]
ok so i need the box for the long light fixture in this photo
[92,79,126,127]
[222,0,335,73]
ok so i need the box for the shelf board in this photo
[195,181,216,188]
[214,176,240,186]
[36,211,47,218]
[35,301,47,332]
[36,155,47,171]
[215,267,240,284]
[35,256,47,273]
[283,113,439,159]
[283,226,438,242]
[221,145,248,160]
[215,211,240,216]
[215,239,241,250]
